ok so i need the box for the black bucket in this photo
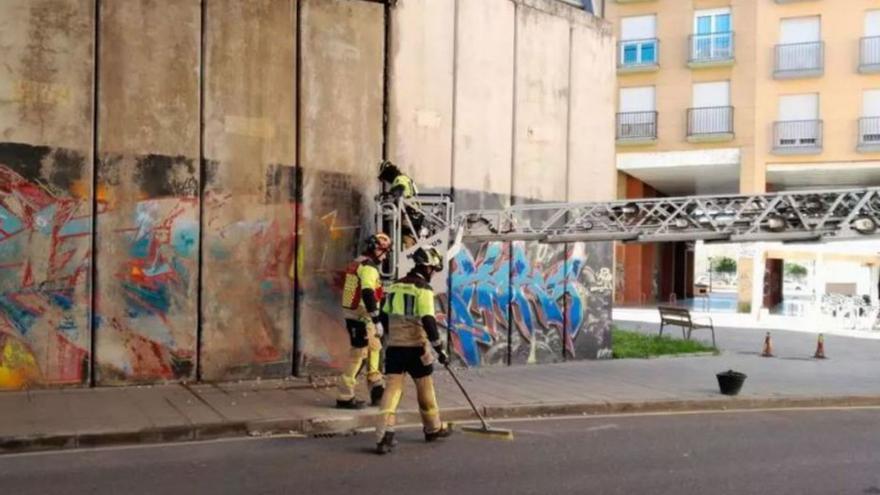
[716,370,747,396]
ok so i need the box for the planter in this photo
[716,370,747,396]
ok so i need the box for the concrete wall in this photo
[0,0,94,388]
[94,0,201,385]
[389,0,616,367]
[0,0,614,389]
[296,0,385,374]
[200,0,296,381]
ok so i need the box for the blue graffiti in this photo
[448,242,598,367]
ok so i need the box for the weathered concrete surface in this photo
[568,20,615,203]
[95,0,201,384]
[509,4,570,365]
[387,0,454,193]
[452,0,515,211]
[297,0,385,374]
[0,0,94,390]
[200,0,297,381]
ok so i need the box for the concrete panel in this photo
[509,5,570,365]
[446,0,515,367]
[95,0,201,384]
[0,0,94,389]
[564,242,614,360]
[297,0,384,374]
[511,5,569,205]
[451,0,515,211]
[200,0,296,381]
[387,0,454,193]
[568,22,615,203]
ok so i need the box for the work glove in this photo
[434,345,449,365]
[374,322,385,339]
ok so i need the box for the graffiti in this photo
[447,241,613,367]
[0,144,91,389]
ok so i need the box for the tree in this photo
[785,262,808,281]
[712,256,737,275]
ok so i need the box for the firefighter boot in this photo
[424,423,453,442]
[336,398,367,410]
[376,431,397,455]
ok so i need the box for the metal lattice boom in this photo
[455,188,880,244]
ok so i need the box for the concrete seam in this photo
[179,383,229,421]
[195,0,207,383]
[88,0,101,388]
[507,0,519,367]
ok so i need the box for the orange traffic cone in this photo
[761,331,774,357]
[814,333,826,359]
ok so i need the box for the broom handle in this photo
[444,364,490,429]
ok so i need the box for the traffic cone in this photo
[761,331,774,357]
[814,333,826,359]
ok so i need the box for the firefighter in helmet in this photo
[375,246,452,454]
[337,233,392,409]
[378,160,423,248]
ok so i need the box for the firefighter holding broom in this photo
[374,247,453,454]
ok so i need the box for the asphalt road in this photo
[3,408,880,495]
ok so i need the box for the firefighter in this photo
[336,233,392,409]
[378,160,423,248]
[375,246,452,454]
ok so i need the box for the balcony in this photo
[688,32,734,68]
[858,117,880,152]
[860,37,880,74]
[616,111,658,145]
[773,120,823,154]
[687,106,734,142]
[618,38,659,73]
[774,41,824,79]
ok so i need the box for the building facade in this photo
[607,0,880,308]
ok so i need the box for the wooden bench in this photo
[658,306,716,347]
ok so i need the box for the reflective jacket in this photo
[382,272,440,348]
[341,256,383,320]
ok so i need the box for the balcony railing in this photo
[859,117,880,151]
[687,106,734,140]
[773,120,823,153]
[616,111,657,142]
[860,37,880,73]
[689,32,734,66]
[774,41,824,78]
[618,38,659,71]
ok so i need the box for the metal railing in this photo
[618,38,659,68]
[859,117,880,147]
[774,41,824,76]
[616,111,658,140]
[773,120,823,151]
[689,32,734,64]
[861,36,880,71]
[687,106,733,137]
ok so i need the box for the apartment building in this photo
[607,0,880,308]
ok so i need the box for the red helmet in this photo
[366,233,392,254]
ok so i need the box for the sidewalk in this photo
[3,324,880,454]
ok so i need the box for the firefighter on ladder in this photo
[378,160,424,249]
[375,246,452,454]
[336,233,392,409]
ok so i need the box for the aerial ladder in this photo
[377,187,880,286]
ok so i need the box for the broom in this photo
[444,364,514,440]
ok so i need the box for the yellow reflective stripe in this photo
[357,264,381,290]
[392,175,415,197]
[385,283,435,318]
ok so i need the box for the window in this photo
[689,81,732,135]
[865,11,880,37]
[618,86,657,140]
[776,94,821,148]
[620,86,655,113]
[780,16,820,44]
[777,17,822,76]
[620,15,657,66]
[861,90,880,144]
[692,8,732,62]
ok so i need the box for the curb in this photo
[4,395,880,454]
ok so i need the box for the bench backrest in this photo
[657,306,692,325]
